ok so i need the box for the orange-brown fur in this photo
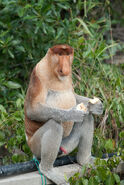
[24,68,45,144]
[51,44,73,55]
[25,45,76,144]
[26,68,42,104]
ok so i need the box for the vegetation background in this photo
[0,0,124,184]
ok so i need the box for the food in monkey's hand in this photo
[76,103,87,112]
[89,97,100,104]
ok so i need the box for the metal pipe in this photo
[0,153,119,177]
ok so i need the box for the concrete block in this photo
[0,164,81,185]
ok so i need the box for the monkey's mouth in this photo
[55,70,68,81]
[58,75,67,81]
[50,44,73,56]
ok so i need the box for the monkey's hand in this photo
[67,105,89,122]
[88,97,103,115]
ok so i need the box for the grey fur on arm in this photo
[26,103,89,123]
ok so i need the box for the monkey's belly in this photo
[46,89,76,137]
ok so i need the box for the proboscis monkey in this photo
[24,44,103,185]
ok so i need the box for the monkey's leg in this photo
[60,122,83,155]
[29,119,69,185]
[76,114,94,165]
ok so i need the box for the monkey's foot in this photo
[77,156,96,166]
[78,156,108,166]
[87,156,108,165]
[86,156,96,165]
[39,165,69,185]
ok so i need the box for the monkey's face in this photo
[49,45,74,81]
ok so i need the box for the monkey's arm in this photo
[75,93,103,115]
[26,102,88,123]
[75,94,90,105]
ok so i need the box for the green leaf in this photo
[8,50,14,58]
[57,3,69,10]
[0,141,6,147]
[0,104,6,113]
[96,167,107,182]
[11,40,21,46]
[0,131,5,140]
[55,28,64,40]
[105,174,115,185]
[24,4,32,9]
[76,18,93,37]
[105,139,114,151]
[81,165,86,176]
[113,173,120,183]
[5,81,21,89]
[16,98,22,108]
[88,176,98,185]
[82,178,88,185]
[16,46,25,52]
[96,43,118,58]
[78,36,84,45]
[17,8,24,17]
[64,174,68,182]
[23,15,37,20]
[119,131,124,138]
[12,154,23,163]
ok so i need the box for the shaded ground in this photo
[105,27,124,65]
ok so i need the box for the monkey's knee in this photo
[41,119,63,148]
[29,119,63,159]
[47,119,63,135]
[40,119,63,170]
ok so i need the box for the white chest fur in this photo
[46,89,76,137]
[46,89,76,110]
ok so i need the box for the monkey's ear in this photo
[70,54,74,64]
[69,47,74,64]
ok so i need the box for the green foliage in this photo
[0,0,124,182]
[0,83,32,164]
[69,155,124,184]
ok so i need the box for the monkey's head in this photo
[47,44,74,81]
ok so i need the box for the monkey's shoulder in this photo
[46,89,76,109]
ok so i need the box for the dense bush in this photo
[0,0,124,183]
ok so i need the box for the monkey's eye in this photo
[51,55,59,63]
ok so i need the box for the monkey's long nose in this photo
[58,57,70,76]
[58,62,70,76]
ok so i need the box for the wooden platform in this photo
[0,164,82,185]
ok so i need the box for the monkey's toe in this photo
[77,155,96,166]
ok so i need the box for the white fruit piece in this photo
[89,97,100,104]
[76,103,87,112]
